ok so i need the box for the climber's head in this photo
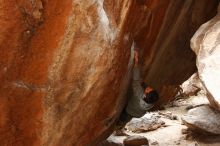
[141,82,159,104]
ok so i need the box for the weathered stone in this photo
[123,136,149,146]
[180,73,203,97]
[0,0,135,145]
[125,113,165,133]
[0,0,219,146]
[191,4,220,111]
[182,105,220,134]
[139,0,219,105]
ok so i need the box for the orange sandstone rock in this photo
[0,0,218,146]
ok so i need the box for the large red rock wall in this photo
[0,0,135,145]
[0,0,218,146]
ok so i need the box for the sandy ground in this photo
[108,94,220,146]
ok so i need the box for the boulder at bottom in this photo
[123,136,149,146]
[98,140,123,146]
[182,105,220,134]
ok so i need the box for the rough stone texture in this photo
[180,73,204,97]
[123,135,149,146]
[0,0,219,146]
[125,113,165,133]
[191,4,220,111]
[182,105,220,135]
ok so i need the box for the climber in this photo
[114,46,159,136]
[119,46,159,124]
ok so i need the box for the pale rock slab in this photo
[191,4,220,111]
[182,105,220,134]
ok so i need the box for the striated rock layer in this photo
[0,0,219,146]
[191,4,220,111]
[134,0,219,104]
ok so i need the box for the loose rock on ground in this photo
[123,135,149,146]
[182,105,220,135]
[125,113,165,133]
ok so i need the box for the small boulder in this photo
[123,136,149,146]
[180,73,203,97]
[182,105,220,134]
[125,113,165,133]
[98,140,123,146]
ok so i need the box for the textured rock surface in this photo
[180,73,204,97]
[182,105,220,134]
[0,0,219,146]
[125,113,165,133]
[137,0,219,105]
[191,4,220,111]
[123,135,149,146]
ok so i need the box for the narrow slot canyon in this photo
[0,0,220,146]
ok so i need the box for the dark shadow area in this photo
[190,132,220,144]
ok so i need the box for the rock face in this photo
[134,0,219,105]
[0,0,134,146]
[191,4,220,111]
[182,105,220,135]
[180,73,203,97]
[0,0,219,146]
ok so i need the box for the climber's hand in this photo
[134,50,139,65]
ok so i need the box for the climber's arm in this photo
[132,50,144,97]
